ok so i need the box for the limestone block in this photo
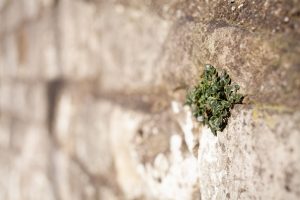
[199,106,300,200]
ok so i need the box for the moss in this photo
[185,64,243,136]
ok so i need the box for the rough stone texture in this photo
[199,107,300,200]
[0,0,300,200]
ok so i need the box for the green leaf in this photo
[185,64,244,136]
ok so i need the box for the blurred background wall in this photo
[0,0,300,200]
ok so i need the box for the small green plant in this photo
[185,64,243,136]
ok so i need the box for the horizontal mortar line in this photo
[0,75,173,113]
[0,75,102,84]
[0,110,47,125]
[92,88,172,113]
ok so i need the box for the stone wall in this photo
[0,0,300,199]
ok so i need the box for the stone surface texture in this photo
[0,0,300,200]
